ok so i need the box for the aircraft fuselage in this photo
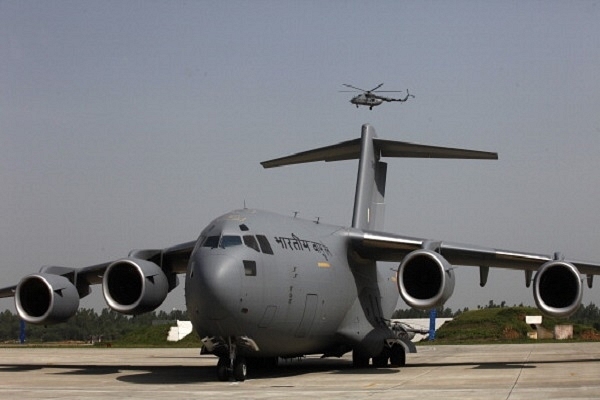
[350,94,383,108]
[185,208,399,358]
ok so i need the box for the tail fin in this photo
[261,124,497,230]
[352,124,386,230]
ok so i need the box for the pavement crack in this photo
[505,349,531,400]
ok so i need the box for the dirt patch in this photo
[502,327,521,340]
[579,330,600,340]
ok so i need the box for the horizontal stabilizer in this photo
[261,139,362,168]
[375,139,497,160]
[261,136,497,168]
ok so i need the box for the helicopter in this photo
[341,83,414,109]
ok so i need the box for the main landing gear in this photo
[352,343,406,368]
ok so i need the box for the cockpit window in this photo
[256,235,274,255]
[220,235,242,248]
[202,236,220,248]
[243,235,260,252]
[202,235,242,249]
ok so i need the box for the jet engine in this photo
[397,249,455,310]
[15,273,80,324]
[533,260,583,318]
[102,258,168,315]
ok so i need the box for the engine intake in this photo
[397,249,455,310]
[102,258,168,315]
[15,273,80,324]
[533,260,583,318]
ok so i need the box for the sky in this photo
[1,1,600,315]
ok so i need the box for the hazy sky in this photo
[2,1,600,314]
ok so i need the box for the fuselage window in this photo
[221,235,242,248]
[243,235,260,252]
[256,235,274,255]
[243,260,257,276]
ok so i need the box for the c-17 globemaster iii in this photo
[2,124,600,382]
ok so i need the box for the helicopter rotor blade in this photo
[369,83,384,92]
[342,84,366,92]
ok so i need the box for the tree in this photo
[0,310,20,342]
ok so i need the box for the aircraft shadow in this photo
[117,360,401,384]
[1,356,598,384]
[0,358,397,384]
[409,357,598,370]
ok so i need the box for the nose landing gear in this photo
[216,338,248,382]
[217,356,247,381]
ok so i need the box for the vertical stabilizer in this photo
[261,124,497,230]
[351,125,387,230]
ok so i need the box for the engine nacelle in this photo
[397,249,455,310]
[15,273,80,324]
[102,258,168,315]
[533,260,583,318]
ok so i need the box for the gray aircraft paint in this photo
[184,208,394,358]
[3,123,600,381]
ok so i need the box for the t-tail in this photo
[261,124,497,230]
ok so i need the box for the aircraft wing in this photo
[0,284,16,298]
[349,228,600,317]
[0,240,196,299]
[78,239,196,285]
[349,229,600,275]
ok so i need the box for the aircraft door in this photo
[240,235,266,316]
[295,294,318,338]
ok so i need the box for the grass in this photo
[431,306,600,344]
[7,307,600,348]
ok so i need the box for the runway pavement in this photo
[1,343,600,399]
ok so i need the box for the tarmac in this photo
[1,343,600,399]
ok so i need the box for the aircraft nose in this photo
[185,252,242,322]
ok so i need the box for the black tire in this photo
[352,350,370,368]
[233,357,247,382]
[390,345,406,367]
[372,347,390,368]
[217,357,230,381]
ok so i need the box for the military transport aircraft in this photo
[341,83,414,109]
[2,124,600,382]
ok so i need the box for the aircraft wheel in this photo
[233,357,247,381]
[390,345,406,367]
[352,350,370,368]
[372,348,389,368]
[217,357,230,381]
